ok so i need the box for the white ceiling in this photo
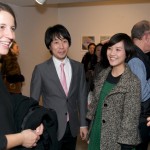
[1,0,150,7]
[0,0,109,7]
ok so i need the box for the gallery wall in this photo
[58,3,150,61]
[13,5,58,95]
[10,2,150,96]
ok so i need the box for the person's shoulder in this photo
[83,52,90,58]
[128,57,143,64]
[130,73,141,87]
[69,58,83,65]
[35,58,52,68]
[83,52,89,55]
[126,65,141,84]
[69,59,85,70]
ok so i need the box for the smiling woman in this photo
[0,2,43,150]
[87,33,141,150]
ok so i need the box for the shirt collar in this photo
[52,56,69,67]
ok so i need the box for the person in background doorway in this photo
[86,33,141,150]
[94,42,110,78]
[87,43,110,106]
[94,43,103,63]
[81,43,97,75]
[81,43,97,92]
[30,24,88,150]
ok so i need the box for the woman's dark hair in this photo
[0,2,17,28]
[88,43,96,50]
[107,33,135,62]
[100,43,110,68]
[10,40,16,49]
[94,43,103,54]
[45,24,71,51]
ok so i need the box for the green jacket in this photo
[87,64,141,150]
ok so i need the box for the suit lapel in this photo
[68,59,76,97]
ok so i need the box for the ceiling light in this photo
[35,0,46,5]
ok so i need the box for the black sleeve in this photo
[0,134,7,150]
[121,144,134,150]
[86,118,91,127]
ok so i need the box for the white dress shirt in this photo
[53,56,72,91]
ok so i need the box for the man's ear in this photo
[49,49,53,55]
[146,34,150,43]
[49,45,51,50]
[142,32,149,42]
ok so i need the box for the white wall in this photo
[11,3,150,96]
[12,5,58,95]
[58,3,150,61]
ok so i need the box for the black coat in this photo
[81,52,97,73]
[12,94,58,150]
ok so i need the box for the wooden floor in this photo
[76,136,150,150]
[76,136,88,150]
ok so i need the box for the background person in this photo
[81,43,97,77]
[81,43,97,92]
[93,42,110,79]
[87,43,110,106]
[94,43,103,63]
[128,20,150,150]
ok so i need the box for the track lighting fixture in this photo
[35,0,46,5]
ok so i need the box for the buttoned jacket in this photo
[30,58,88,140]
[87,64,141,150]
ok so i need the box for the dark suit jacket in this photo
[30,57,88,140]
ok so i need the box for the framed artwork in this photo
[100,35,110,43]
[82,36,95,51]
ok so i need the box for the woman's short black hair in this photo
[100,43,109,68]
[107,33,135,62]
[94,43,103,54]
[45,24,71,50]
[87,43,96,50]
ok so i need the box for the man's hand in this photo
[21,129,39,148]
[147,117,150,126]
[80,127,88,140]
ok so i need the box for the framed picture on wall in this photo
[100,35,110,43]
[82,36,95,51]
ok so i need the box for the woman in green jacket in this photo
[87,33,141,150]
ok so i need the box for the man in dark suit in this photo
[30,24,88,150]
